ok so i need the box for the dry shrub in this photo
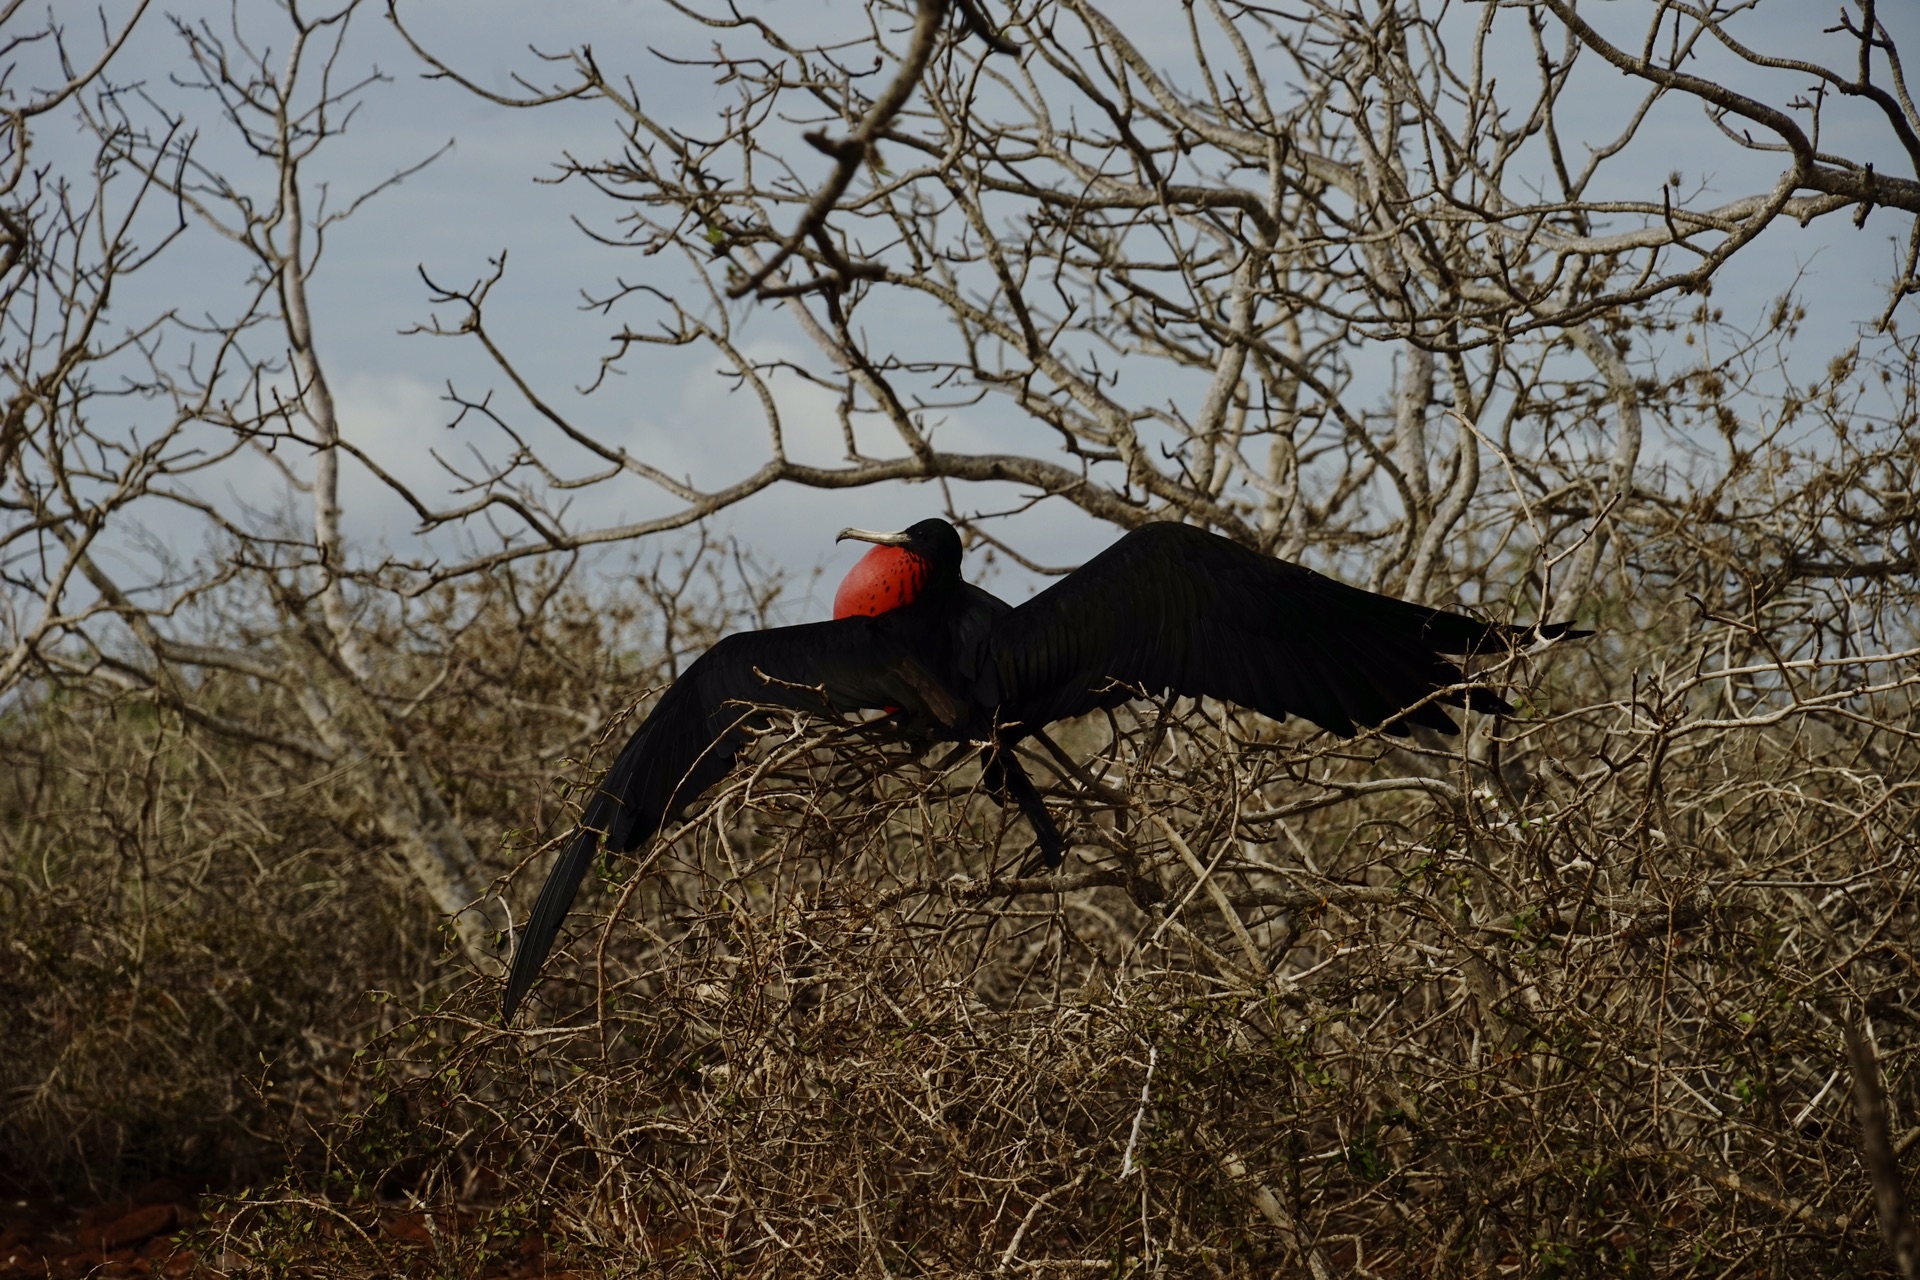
[0,688,394,1194]
[207,437,1919,1275]
[11,417,1917,1272]
[8,0,1919,1271]
[0,556,734,1198]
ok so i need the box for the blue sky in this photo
[29,0,1920,617]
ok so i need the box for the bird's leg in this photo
[928,740,976,773]
[981,739,1066,870]
[976,748,1036,875]
[1025,727,1128,807]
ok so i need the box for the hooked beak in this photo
[837,526,912,546]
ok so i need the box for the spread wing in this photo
[988,522,1567,738]
[504,617,963,1019]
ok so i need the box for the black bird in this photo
[502,518,1580,1018]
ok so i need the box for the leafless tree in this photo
[3,0,519,962]
[5,0,1919,1270]
[382,0,1919,605]
[2,0,157,694]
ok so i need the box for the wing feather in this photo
[503,616,961,1019]
[989,522,1538,737]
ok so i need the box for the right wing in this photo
[503,617,963,1020]
[987,522,1574,738]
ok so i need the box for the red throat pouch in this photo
[833,544,929,618]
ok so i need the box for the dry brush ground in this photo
[219,599,1919,1276]
[5,464,1918,1280]
[7,1,1920,1274]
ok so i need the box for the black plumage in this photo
[502,518,1579,1019]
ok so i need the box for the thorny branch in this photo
[4,2,1919,1271]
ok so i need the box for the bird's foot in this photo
[1014,840,1065,878]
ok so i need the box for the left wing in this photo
[503,616,964,1020]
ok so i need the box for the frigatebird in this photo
[502,518,1579,1018]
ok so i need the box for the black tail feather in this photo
[502,827,602,1021]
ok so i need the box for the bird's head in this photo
[833,518,963,618]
